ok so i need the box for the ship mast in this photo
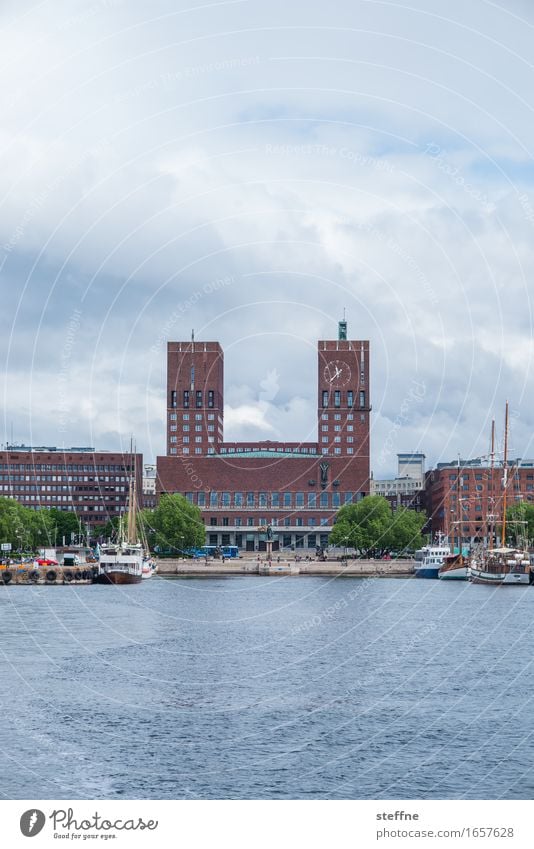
[501,402,509,547]
[456,454,463,563]
[126,440,137,545]
[489,418,495,550]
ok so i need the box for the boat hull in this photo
[439,566,470,580]
[93,571,142,585]
[414,567,440,579]
[470,566,529,585]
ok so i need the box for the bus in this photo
[221,545,239,559]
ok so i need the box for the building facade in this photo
[0,446,142,527]
[157,322,371,552]
[371,452,426,512]
[425,457,534,545]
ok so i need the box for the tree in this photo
[141,494,205,552]
[329,495,425,556]
[48,508,83,545]
[505,502,534,546]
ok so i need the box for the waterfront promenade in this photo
[156,557,415,577]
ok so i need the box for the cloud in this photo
[1,0,534,472]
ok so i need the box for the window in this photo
[222,517,229,527]
[210,517,217,526]
[335,447,341,454]
[347,425,353,432]
[308,517,317,526]
[183,425,189,432]
[322,425,328,432]
[321,413,328,421]
[170,436,177,443]
[347,437,354,443]
[334,390,341,407]
[196,390,202,408]
[320,492,329,508]
[322,390,328,408]
[195,436,202,443]
[347,390,354,407]
[234,492,243,507]
[195,425,202,432]
[208,390,214,408]
[247,492,255,507]
[170,390,177,408]
[208,413,215,420]
[334,425,341,432]
[344,492,353,504]
[235,517,242,527]
[322,437,328,443]
[195,413,202,421]
[334,437,341,443]
[360,390,365,407]
[295,492,304,507]
[170,413,177,421]
[195,447,202,454]
[271,492,279,507]
[182,436,189,443]
[247,517,254,526]
[198,492,206,507]
[332,492,341,507]
[308,492,316,507]
[183,413,189,421]
[258,492,267,507]
[222,492,231,506]
[283,492,292,507]
[210,491,218,507]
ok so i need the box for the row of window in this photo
[0,464,132,472]
[169,445,356,455]
[182,491,357,508]
[209,516,329,527]
[169,413,219,422]
[0,475,127,484]
[321,390,366,408]
[170,389,216,409]
[169,425,215,432]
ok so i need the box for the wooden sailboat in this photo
[439,456,469,579]
[94,449,143,585]
[470,403,530,585]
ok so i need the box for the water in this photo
[0,575,533,799]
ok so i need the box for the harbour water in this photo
[0,576,533,800]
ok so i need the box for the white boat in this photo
[414,534,451,578]
[438,553,469,580]
[95,451,143,585]
[141,557,157,579]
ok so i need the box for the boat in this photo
[414,533,451,578]
[94,453,143,585]
[438,552,469,580]
[468,402,531,586]
[470,547,530,585]
[438,456,469,580]
[141,556,157,579]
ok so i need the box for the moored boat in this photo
[438,552,469,580]
[470,547,530,585]
[94,451,143,585]
[414,534,451,578]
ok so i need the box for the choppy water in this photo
[0,575,533,799]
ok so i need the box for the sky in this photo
[1,0,534,474]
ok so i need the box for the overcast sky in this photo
[1,0,534,474]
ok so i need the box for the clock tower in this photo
[317,320,370,460]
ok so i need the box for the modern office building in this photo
[157,321,371,551]
[371,452,426,511]
[0,446,142,526]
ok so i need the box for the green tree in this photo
[330,495,425,556]
[330,495,392,555]
[48,508,83,545]
[142,494,204,552]
[505,502,534,546]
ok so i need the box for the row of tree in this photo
[0,497,85,551]
[15,492,533,558]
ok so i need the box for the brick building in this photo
[157,321,371,552]
[0,446,142,527]
[425,457,534,546]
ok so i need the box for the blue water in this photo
[0,576,533,800]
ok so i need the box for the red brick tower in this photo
[166,336,224,457]
[317,320,370,461]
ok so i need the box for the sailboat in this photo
[439,457,469,580]
[94,451,143,585]
[470,402,531,586]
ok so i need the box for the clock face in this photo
[324,360,352,387]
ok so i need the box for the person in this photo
[222,555,226,563]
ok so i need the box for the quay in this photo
[155,558,415,578]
